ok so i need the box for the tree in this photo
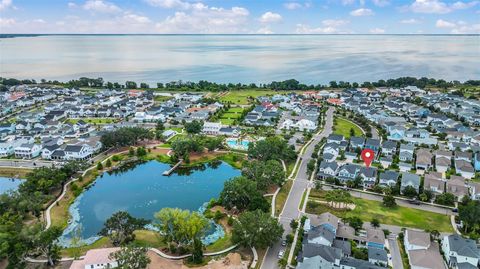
[190,238,204,264]
[154,208,208,249]
[99,211,149,246]
[219,176,262,211]
[371,218,380,228]
[106,159,112,168]
[402,186,417,198]
[346,217,363,231]
[110,246,150,269]
[185,120,204,134]
[232,210,283,249]
[241,160,285,191]
[33,226,62,266]
[97,162,103,170]
[458,199,480,233]
[383,194,396,207]
[248,136,296,162]
[434,193,455,206]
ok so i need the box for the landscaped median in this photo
[306,189,453,232]
[333,116,364,138]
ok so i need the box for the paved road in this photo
[387,235,403,269]
[322,185,456,216]
[0,159,55,169]
[261,107,334,269]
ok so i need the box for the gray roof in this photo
[307,226,335,244]
[300,243,342,262]
[350,136,365,145]
[401,172,421,188]
[446,234,480,259]
[381,140,397,149]
[340,257,385,269]
[368,247,388,262]
[360,167,377,178]
[327,134,344,142]
[340,163,361,175]
[379,170,399,182]
[333,239,351,256]
[365,138,381,147]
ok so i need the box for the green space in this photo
[219,90,280,105]
[153,95,173,102]
[307,190,453,232]
[217,107,245,125]
[275,180,293,216]
[333,117,363,138]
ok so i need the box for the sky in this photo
[0,0,479,34]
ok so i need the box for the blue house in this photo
[475,153,480,171]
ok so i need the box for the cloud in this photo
[321,19,349,27]
[155,6,250,33]
[123,13,151,24]
[369,27,385,33]
[341,0,356,5]
[83,0,121,13]
[296,24,338,34]
[435,19,480,33]
[145,0,192,9]
[259,11,282,23]
[350,8,374,16]
[400,18,421,24]
[284,2,301,9]
[257,26,274,34]
[409,0,478,14]
[0,0,12,11]
[372,0,390,6]
[436,19,456,28]
[68,2,77,8]
[0,17,15,27]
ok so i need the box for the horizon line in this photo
[1,33,479,36]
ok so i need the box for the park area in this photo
[218,90,279,105]
[333,117,363,138]
[306,190,453,232]
[218,107,245,125]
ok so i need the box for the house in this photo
[69,247,120,269]
[345,151,357,162]
[349,136,365,149]
[415,149,433,170]
[218,127,240,137]
[337,164,361,183]
[399,162,412,172]
[305,212,339,234]
[365,138,381,153]
[399,144,415,162]
[475,153,480,171]
[454,160,475,179]
[366,228,385,249]
[327,134,345,144]
[359,167,378,189]
[454,151,473,162]
[368,247,388,267]
[381,140,397,155]
[202,122,222,135]
[317,161,339,180]
[404,229,446,269]
[378,171,399,188]
[379,156,392,169]
[435,155,451,174]
[14,143,42,159]
[162,130,177,140]
[400,172,421,193]
[306,225,336,246]
[442,234,480,269]
[64,145,92,160]
[423,172,445,195]
[339,257,385,269]
[470,182,480,200]
[297,243,343,268]
[446,176,469,200]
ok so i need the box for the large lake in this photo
[0,177,23,194]
[59,160,240,246]
[1,35,478,84]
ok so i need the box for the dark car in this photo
[408,199,421,205]
[452,208,458,213]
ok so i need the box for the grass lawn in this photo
[333,117,363,138]
[154,95,173,102]
[0,167,32,178]
[205,233,233,253]
[275,180,293,216]
[227,107,244,113]
[219,118,236,125]
[221,112,242,119]
[306,194,453,232]
[219,90,278,105]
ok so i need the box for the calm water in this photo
[59,160,240,246]
[0,177,23,194]
[1,35,478,84]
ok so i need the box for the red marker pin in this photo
[361,149,375,168]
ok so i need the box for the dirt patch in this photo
[148,147,171,155]
[147,252,249,269]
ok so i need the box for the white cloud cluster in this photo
[321,19,349,27]
[83,0,122,13]
[400,18,421,24]
[435,19,480,33]
[283,2,302,10]
[372,0,390,7]
[259,12,282,23]
[350,8,374,16]
[155,6,250,34]
[295,19,351,34]
[0,0,12,11]
[145,0,192,9]
[369,27,385,33]
[410,0,478,14]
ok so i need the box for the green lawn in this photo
[221,112,242,119]
[219,118,236,125]
[227,107,245,113]
[307,191,453,232]
[333,117,363,138]
[219,90,279,105]
[275,180,293,216]
[154,95,173,102]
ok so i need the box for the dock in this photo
[162,160,183,176]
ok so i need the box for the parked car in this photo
[452,208,458,213]
[281,240,287,246]
[409,199,420,205]
[278,250,285,259]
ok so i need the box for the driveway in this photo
[260,107,334,269]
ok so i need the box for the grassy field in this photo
[154,95,173,102]
[275,180,293,216]
[0,167,32,178]
[307,190,453,232]
[219,90,279,105]
[333,117,364,138]
[218,107,245,125]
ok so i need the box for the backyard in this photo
[218,107,245,125]
[307,190,453,232]
[333,117,364,138]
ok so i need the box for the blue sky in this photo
[0,0,479,34]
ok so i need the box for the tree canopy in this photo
[247,136,296,162]
[241,160,285,191]
[100,127,152,149]
[99,211,149,246]
[232,210,283,249]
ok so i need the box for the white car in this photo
[278,250,285,259]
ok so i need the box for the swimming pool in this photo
[226,138,251,150]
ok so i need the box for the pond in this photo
[0,177,24,194]
[59,160,240,246]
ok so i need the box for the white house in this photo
[442,234,480,269]
[69,247,120,269]
[14,143,42,159]
[202,122,222,135]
